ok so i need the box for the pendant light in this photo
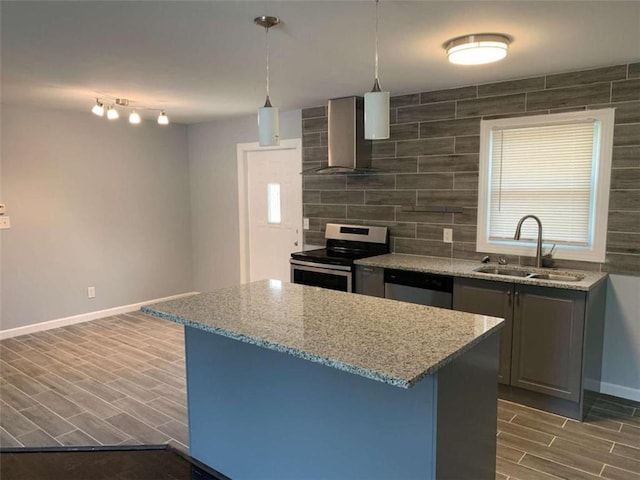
[364,0,390,140]
[254,15,281,146]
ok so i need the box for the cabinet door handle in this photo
[515,290,520,305]
[507,290,512,305]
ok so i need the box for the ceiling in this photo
[2,1,639,124]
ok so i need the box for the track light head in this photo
[129,110,141,124]
[157,111,169,125]
[91,99,104,117]
[106,106,119,120]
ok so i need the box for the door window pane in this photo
[267,183,281,224]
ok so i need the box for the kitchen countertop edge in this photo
[355,254,607,291]
[141,282,505,390]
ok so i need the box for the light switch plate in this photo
[0,204,5,215]
[0,216,10,229]
[303,217,310,230]
[443,228,453,243]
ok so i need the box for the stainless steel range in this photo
[290,223,389,292]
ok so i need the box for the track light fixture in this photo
[157,111,169,125]
[90,97,170,126]
[91,99,104,117]
[129,110,141,124]
[106,106,119,120]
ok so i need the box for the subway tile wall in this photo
[302,63,640,275]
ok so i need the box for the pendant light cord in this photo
[371,0,381,92]
[374,0,379,81]
[265,25,271,105]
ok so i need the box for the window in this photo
[267,183,281,224]
[477,109,614,263]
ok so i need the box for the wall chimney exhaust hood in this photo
[304,96,374,174]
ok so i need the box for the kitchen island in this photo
[142,280,504,479]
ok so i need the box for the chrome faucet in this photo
[514,215,543,268]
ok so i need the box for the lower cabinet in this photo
[452,278,513,385]
[453,278,586,402]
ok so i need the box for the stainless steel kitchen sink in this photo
[474,266,585,282]
[474,266,532,277]
[527,272,584,282]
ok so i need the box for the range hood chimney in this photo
[308,96,373,174]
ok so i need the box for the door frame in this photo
[237,138,302,284]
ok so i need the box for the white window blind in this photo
[489,122,596,246]
[477,108,614,263]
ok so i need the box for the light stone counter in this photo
[142,279,503,388]
[355,254,607,291]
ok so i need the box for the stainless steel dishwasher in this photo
[384,269,453,308]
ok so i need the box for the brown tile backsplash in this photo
[420,86,477,104]
[397,102,455,123]
[478,77,545,97]
[545,65,627,89]
[526,83,611,111]
[301,63,640,275]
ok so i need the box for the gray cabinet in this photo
[511,285,585,402]
[453,278,513,384]
[453,279,585,400]
[355,265,384,298]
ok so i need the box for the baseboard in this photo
[600,381,640,402]
[0,292,199,340]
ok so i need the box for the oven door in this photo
[290,260,353,292]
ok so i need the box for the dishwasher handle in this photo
[384,269,453,293]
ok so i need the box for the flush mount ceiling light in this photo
[255,15,281,147]
[364,0,390,140]
[90,97,169,126]
[445,33,511,65]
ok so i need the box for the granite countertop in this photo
[142,280,503,389]
[355,254,607,291]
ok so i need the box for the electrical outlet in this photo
[443,228,453,243]
[0,216,10,229]
[303,217,310,230]
[87,286,96,299]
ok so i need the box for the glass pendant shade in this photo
[157,111,169,125]
[365,87,390,140]
[106,106,119,120]
[258,102,280,146]
[129,111,141,124]
[91,101,104,116]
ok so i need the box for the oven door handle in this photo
[289,259,352,272]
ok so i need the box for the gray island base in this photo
[142,280,504,480]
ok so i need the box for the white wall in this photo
[602,275,640,401]
[0,105,193,331]
[187,110,301,292]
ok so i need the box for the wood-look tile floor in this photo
[2,312,639,480]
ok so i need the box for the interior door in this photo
[246,148,302,283]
